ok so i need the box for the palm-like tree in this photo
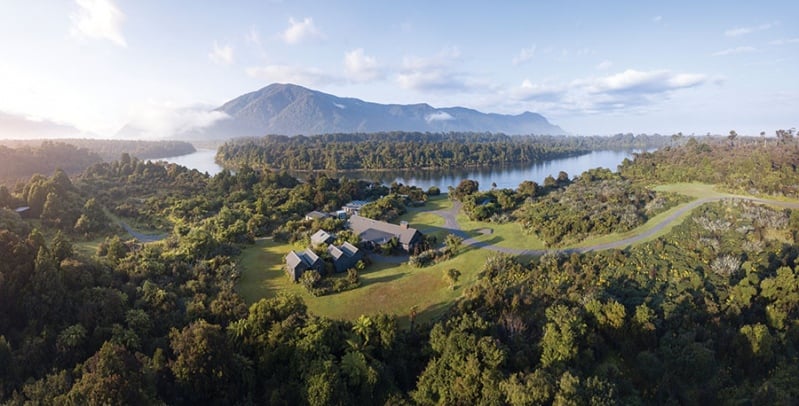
[352,315,373,346]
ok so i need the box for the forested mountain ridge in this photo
[142,83,566,139]
[1,134,799,403]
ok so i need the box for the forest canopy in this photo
[216,132,671,171]
[1,133,799,404]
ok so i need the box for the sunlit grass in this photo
[236,238,491,325]
[653,183,729,199]
[455,213,546,250]
[236,182,797,325]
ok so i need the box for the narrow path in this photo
[118,220,167,243]
[430,196,799,256]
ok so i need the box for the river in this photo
[163,148,642,191]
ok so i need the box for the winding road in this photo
[430,196,799,256]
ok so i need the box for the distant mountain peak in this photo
[130,83,566,140]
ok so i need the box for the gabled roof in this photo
[306,210,328,219]
[287,249,321,269]
[311,229,333,246]
[286,251,304,270]
[328,242,363,273]
[327,244,345,261]
[341,241,359,256]
[302,248,320,266]
[348,215,420,246]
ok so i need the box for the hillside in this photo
[134,83,566,139]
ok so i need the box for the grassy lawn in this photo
[455,213,546,250]
[398,195,451,245]
[405,194,452,213]
[236,239,307,303]
[74,236,106,257]
[236,238,492,325]
[653,182,730,198]
[235,182,799,326]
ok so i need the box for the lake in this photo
[163,148,641,191]
[158,149,223,175]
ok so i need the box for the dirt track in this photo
[431,196,799,256]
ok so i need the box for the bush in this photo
[409,248,451,268]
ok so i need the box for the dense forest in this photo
[515,168,689,246]
[0,140,196,187]
[0,142,102,187]
[0,139,195,162]
[1,134,799,404]
[216,132,674,171]
[620,130,798,197]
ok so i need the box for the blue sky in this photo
[1,0,796,137]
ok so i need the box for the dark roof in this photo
[327,242,363,273]
[343,200,368,211]
[287,248,322,269]
[359,228,396,245]
[348,215,420,246]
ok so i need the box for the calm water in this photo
[338,150,641,191]
[164,148,641,191]
[159,149,223,175]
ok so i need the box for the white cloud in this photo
[281,17,322,44]
[512,45,536,65]
[425,111,454,122]
[513,80,565,102]
[584,69,707,94]
[725,22,776,37]
[596,60,613,70]
[209,41,234,65]
[344,48,382,82]
[652,16,663,23]
[246,64,339,86]
[397,47,475,92]
[769,38,799,45]
[511,69,711,115]
[712,46,756,56]
[402,47,461,70]
[125,101,230,139]
[69,0,127,47]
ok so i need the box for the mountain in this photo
[168,83,565,139]
[0,111,88,139]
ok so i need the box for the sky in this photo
[0,0,797,138]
